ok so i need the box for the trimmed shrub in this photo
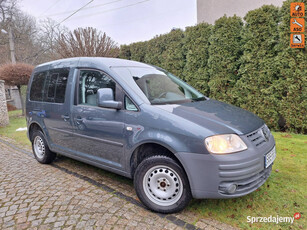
[0,63,33,86]
[119,44,131,60]
[275,0,307,133]
[129,41,147,62]
[159,29,185,79]
[208,15,243,103]
[183,23,212,95]
[232,5,281,130]
[143,35,164,66]
[0,63,34,115]
[117,3,306,133]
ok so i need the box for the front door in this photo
[70,69,125,169]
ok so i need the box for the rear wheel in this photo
[134,155,191,213]
[32,130,56,164]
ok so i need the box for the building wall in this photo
[5,85,22,109]
[197,0,284,24]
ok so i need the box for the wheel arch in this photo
[129,141,187,179]
[28,122,46,142]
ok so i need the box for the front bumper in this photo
[176,126,276,199]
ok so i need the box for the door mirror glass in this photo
[98,88,122,109]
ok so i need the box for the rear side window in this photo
[30,72,47,101]
[44,68,69,103]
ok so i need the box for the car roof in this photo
[35,57,153,71]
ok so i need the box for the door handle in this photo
[62,115,70,121]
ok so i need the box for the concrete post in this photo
[8,26,16,65]
[0,80,9,127]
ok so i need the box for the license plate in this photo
[265,147,276,168]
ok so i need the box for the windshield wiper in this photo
[192,97,206,102]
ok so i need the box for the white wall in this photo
[197,0,284,24]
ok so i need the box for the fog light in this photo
[226,184,237,194]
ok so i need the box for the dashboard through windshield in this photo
[112,66,205,105]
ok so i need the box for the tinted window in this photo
[44,68,69,103]
[30,72,47,101]
[46,74,57,100]
[78,70,116,106]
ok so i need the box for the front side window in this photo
[78,70,116,106]
[30,71,47,101]
[112,67,205,105]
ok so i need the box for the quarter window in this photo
[78,70,116,106]
[30,72,47,101]
[125,96,138,111]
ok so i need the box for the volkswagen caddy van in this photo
[26,57,276,213]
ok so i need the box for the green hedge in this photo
[208,15,243,104]
[233,5,281,130]
[118,0,307,134]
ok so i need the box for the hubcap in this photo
[34,136,45,159]
[143,165,183,206]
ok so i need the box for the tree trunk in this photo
[17,85,25,116]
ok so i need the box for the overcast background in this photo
[20,0,196,45]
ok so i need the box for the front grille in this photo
[246,125,271,147]
[219,165,272,196]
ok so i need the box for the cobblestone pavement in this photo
[0,138,238,230]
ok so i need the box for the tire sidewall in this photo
[31,130,51,163]
[134,156,191,213]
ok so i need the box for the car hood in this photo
[154,99,264,135]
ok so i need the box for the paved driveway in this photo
[0,138,237,230]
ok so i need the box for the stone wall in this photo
[0,80,9,127]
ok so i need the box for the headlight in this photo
[204,134,247,154]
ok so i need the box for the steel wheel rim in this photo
[143,165,183,206]
[34,136,45,159]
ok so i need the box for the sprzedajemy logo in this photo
[246,213,301,225]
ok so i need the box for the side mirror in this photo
[97,88,122,110]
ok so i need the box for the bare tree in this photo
[0,1,59,65]
[0,0,17,24]
[56,27,119,58]
[0,62,33,115]
[0,0,18,63]
[35,18,67,62]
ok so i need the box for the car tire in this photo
[134,155,191,213]
[31,130,56,164]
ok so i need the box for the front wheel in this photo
[134,155,191,213]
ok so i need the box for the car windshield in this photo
[112,66,205,105]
